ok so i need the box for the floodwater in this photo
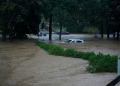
[0,34,120,86]
[30,34,120,56]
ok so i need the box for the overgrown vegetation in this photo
[62,48,76,57]
[49,46,64,56]
[88,53,117,73]
[35,41,118,73]
[83,27,100,34]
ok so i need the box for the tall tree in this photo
[0,0,42,41]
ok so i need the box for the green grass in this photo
[52,27,66,31]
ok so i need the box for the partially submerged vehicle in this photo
[64,39,84,43]
[56,30,69,34]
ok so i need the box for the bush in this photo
[87,53,118,72]
[82,51,95,60]
[44,44,55,51]
[62,48,76,57]
[73,51,84,58]
[35,41,55,51]
[86,65,96,73]
[49,46,64,56]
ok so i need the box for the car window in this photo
[66,40,72,42]
[77,41,82,43]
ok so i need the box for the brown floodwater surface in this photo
[0,34,120,86]
[35,34,120,56]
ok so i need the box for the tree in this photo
[43,0,81,40]
[0,0,16,41]
[0,0,42,41]
[41,0,53,40]
[67,0,101,34]
[106,0,120,40]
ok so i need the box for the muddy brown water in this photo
[36,34,120,56]
[0,34,120,86]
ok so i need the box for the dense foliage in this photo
[0,0,42,40]
[62,48,76,57]
[87,53,117,73]
[1,0,120,41]
[49,46,64,56]
[35,41,118,73]
[83,27,100,34]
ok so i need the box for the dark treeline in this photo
[0,0,120,42]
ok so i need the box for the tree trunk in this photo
[8,0,13,42]
[17,24,21,39]
[106,18,109,38]
[113,28,115,38]
[116,25,120,40]
[101,0,103,38]
[9,27,13,42]
[49,13,52,40]
[49,6,53,40]
[101,20,103,38]
[59,24,62,40]
[2,12,6,41]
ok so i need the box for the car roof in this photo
[68,39,82,41]
[65,39,84,43]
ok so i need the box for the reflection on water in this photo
[29,34,120,56]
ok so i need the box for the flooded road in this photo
[0,34,120,86]
[31,34,120,56]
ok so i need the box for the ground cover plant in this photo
[49,46,64,56]
[35,41,118,73]
[87,53,118,73]
[62,48,76,57]
[81,52,95,60]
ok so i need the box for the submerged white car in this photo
[65,39,84,43]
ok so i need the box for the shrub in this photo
[39,42,46,49]
[87,53,118,72]
[62,48,76,57]
[43,44,55,51]
[35,41,55,51]
[49,46,64,56]
[73,51,84,58]
[82,51,95,60]
[86,65,96,73]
